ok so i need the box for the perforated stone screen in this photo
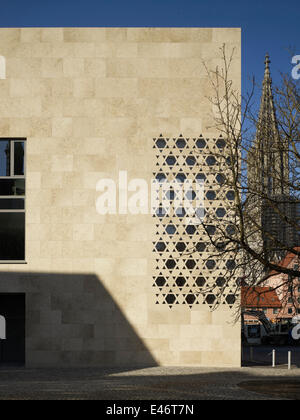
[153,134,238,309]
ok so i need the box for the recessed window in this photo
[0,139,26,262]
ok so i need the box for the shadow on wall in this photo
[0,271,157,368]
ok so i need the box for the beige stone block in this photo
[2,42,32,59]
[50,224,73,241]
[40,206,63,224]
[6,58,41,78]
[82,208,107,224]
[27,224,41,241]
[62,171,84,190]
[143,338,169,351]
[212,28,241,43]
[63,28,106,42]
[26,240,41,258]
[211,309,234,324]
[136,117,180,138]
[41,28,64,42]
[210,338,241,352]
[137,42,202,59]
[26,207,40,223]
[72,190,95,208]
[114,223,150,242]
[50,42,75,58]
[0,82,9,98]
[137,43,169,58]
[33,224,50,242]
[151,350,179,365]
[96,117,137,138]
[169,338,212,352]
[26,171,41,189]
[112,58,170,78]
[20,28,42,43]
[0,119,10,136]
[148,309,191,325]
[26,188,41,207]
[10,79,33,97]
[104,98,138,118]
[41,172,63,188]
[82,98,105,118]
[50,188,73,207]
[72,42,96,58]
[105,58,138,78]
[41,58,63,78]
[127,28,213,43]
[51,154,73,172]
[0,28,21,43]
[83,170,111,191]
[32,79,52,97]
[62,98,86,117]
[52,78,73,97]
[180,117,202,135]
[179,351,202,365]
[201,350,240,367]
[105,28,127,41]
[73,78,95,98]
[40,97,64,118]
[71,257,95,272]
[73,224,94,241]
[73,154,110,172]
[168,58,207,78]
[138,78,207,99]
[191,310,212,325]
[52,118,73,137]
[0,27,241,369]
[77,138,106,156]
[63,58,85,77]
[180,324,220,339]
[95,42,138,58]
[62,338,83,352]
[116,258,147,276]
[72,117,95,137]
[31,42,53,57]
[158,324,180,338]
[40,241,63,258]
[29,118,52,137]
[84,58,106,77]
[95,78,138,97]
[94,258,115,276]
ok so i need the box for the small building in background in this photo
[241,286,282,324]
[267,248,300,319]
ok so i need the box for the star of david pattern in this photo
[152,134,238,309]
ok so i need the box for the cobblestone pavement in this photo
[0,365,300,400]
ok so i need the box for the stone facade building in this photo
[0,28,241,367]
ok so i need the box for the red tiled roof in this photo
[241,287,281,308]
[269,247,300,276]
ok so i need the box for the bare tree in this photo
[196,45,300,312]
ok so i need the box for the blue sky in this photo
[0,0,299,98]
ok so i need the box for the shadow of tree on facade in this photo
[0,271,157,368]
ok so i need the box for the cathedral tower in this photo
[248,54,299,260]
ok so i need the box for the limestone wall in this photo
[0,28,241,367]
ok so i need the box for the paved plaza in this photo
[0,364,299,400]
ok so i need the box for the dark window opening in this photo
[0,139,26,262]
